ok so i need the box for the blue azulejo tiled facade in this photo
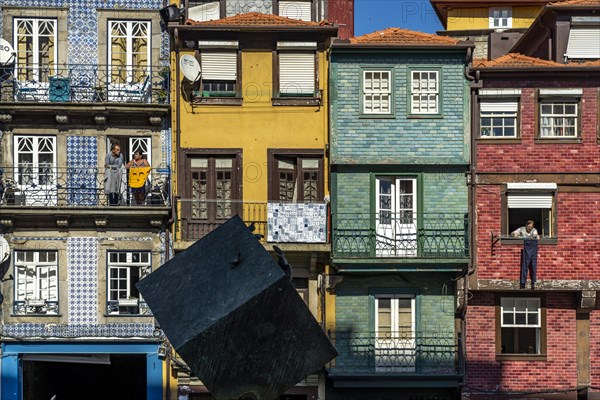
[326,36,472,400]
[0,0,171,397]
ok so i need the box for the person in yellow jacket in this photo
[126,150,151,205]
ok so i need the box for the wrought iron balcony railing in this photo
[176,199,328,243]
[332,213,469,259]
[0,165,170,207]
[106,299,151,316]
[13,300,59,316]
[328,330,461,377]
[0,63,169,104]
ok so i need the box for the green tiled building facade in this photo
[327,32,473,399]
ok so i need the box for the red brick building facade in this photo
[464,48,600,399]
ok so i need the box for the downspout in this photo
[462,45,479,388]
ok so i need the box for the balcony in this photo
[0,165,171,230]
[175,199,328,248]
[0,63,169,105]
[327,331,462,385]
[332,213,469,263]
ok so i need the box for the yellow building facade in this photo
[167,11,337,399]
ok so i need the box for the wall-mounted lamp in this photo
[159,4,182,30]
[158,343,167,360]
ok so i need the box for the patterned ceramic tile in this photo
[2,323,155,338]
[267,202,327,243]
[66,136,98,206]
[67,237,99,324]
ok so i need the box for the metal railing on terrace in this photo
[0,64,169,104]
[0,165,170,207]
[176,199,328,243]
[332,213,469,259]
[327,330,461,376]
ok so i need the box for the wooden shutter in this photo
[279,52,315,95]
[566,26,600,59]
[201,51,237,80]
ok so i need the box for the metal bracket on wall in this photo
[491,231,500,256]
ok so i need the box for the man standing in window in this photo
[513,220,539,290]
[511,220,540,239]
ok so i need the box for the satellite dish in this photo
[0,38,15,65]
[0,236,9,264]
[180,54,201,82]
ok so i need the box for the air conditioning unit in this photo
[26,298,46,307]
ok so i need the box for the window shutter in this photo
[279,1,312,21]
[279,52,315,95]
[201,52,237,81]
[480,101,518,112]
[507,193,553,208]
[566,27,600,59]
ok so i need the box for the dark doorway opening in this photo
[23,354,146,400]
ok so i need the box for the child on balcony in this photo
[126,151,151,205]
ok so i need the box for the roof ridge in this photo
[187,12,330,27]
[473,53,597,68]
[349,27,459,45]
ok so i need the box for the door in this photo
[14,136,56,205]
[375,295,416,373]
[185,155,241,240]
[375,176,417,256]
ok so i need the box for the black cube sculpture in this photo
[137,216,337,400]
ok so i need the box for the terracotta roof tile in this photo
[549,0,600,6]
[186,12,330,27]
[473,53,564,68]
[349,28,459,46]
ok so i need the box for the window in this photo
[278,0,313,21]
[375,176,418,257]
[480,101,518,138]
[504,183,556,238]
[539,101,578,138]
[410,71,439,114]
[489,7,512,29]
[183,152,242,240]
[14,18,57,82]
[363,71,392,114]
[375,295,416,372]
[278,51,316,97]
[14,250,58,315]
[14,135,56,206]
[187,0,221,22]
[292,278,309,305]
[107,251,151,315]
[565,17,600,60]
[268,151,324,202]
[108,20,150,85]
[498,297,545,356]
[199,50,238,97]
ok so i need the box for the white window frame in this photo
[374,294,416,373]
[14,250,58,315]
[363,70,392,114]
[500,297,542,354]
[107,20,151,84]
[539,100,579,138]
[107,251,151,315]
[410,70,439,115]
[13,17,58,81]
[13,135,57,206]
[506,183,556,238]
[489,7,512,29]
[480,101,518,138]
[565,19,600,60]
